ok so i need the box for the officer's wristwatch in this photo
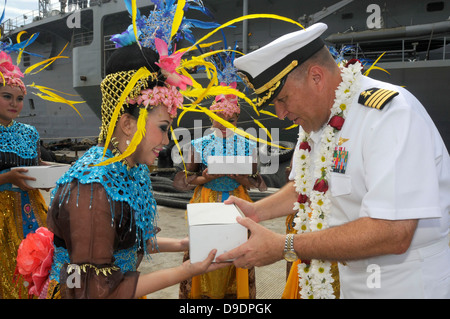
[283,233,297,262]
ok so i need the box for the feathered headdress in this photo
[0,2,83,117]
[97,0,223,166]
[174,13,309,150]
[208,41,242,118]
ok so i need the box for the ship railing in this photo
[343,35,449,63]
[1,9,42,34]
[73,31,94,47]
[1,0,94,36]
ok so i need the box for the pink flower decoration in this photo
[15,227,54,298]
[126,84,183,118]
[0,51,26,93]
[154,38,192,90]
[210,82,240,117]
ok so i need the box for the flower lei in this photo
[292,61,363,299]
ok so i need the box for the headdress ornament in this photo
[0,3,83,117]
[209,41,242,118]
[0,50,26,93]
[97,0,221,166]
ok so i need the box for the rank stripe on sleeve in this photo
[358,88,399,110]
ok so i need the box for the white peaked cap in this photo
[234,23,328,107]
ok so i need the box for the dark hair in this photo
[105,43,165,116]
[106,43,160,75]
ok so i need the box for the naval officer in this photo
[216,22,450,298]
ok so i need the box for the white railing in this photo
[1,0,91,35]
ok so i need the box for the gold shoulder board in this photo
[358,88,399,110]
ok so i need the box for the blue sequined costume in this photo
[191,132,256,201]
[45,146,158,298]
[0,121,47,299]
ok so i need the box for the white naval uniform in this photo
[289,75,450,298]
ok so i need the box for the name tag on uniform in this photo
[333,147,348,174]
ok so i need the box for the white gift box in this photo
[12,164,70,188]
[187,202,248,263]
[207,155,253,174]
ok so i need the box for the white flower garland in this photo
[292,61,363,299]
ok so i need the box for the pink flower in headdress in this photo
[0,51,27,93]
[0,51,24,79]
[127,84,183,118]
[210,82,240,118]
[154,38,192,90]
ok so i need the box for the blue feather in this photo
[124,0,141,19]
[186,4,215,20]
[185,18,221,29]
[0,0,6,25]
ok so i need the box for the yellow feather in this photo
[131,0,140,48]
[188,14,304,52]
[24,42,69,75]
[259,109,278,118]
[31,88,84,118]
[283,124,298,130]
[182,85,258,116]
[364,52,388,76]
[177,41,223,54]
[16,31,27,43]
[253,118,272,140]
[96,108,148,166]
[365,65,390,76]
[16,31,30,65]
[199,105,288,149]
[196,49,244,61]
[28,83,81,97]
[182,60,218,105]
[176,104,198,126]
[102,67,153,158]
[171,0,186,42]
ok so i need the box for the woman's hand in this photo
[2,168,36,191]
[201,168,223,182]
[227,174,253,188]
[182,249,229,277]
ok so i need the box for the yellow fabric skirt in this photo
[179,185,256,299]
[0,189,48,299]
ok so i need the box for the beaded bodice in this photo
[50,146,158,253]
[0,121,39,170]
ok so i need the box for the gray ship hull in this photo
[3,0,449,153]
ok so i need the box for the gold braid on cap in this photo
[255,80,282,107]
[244,60,298,107]
[98,69,157,143]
